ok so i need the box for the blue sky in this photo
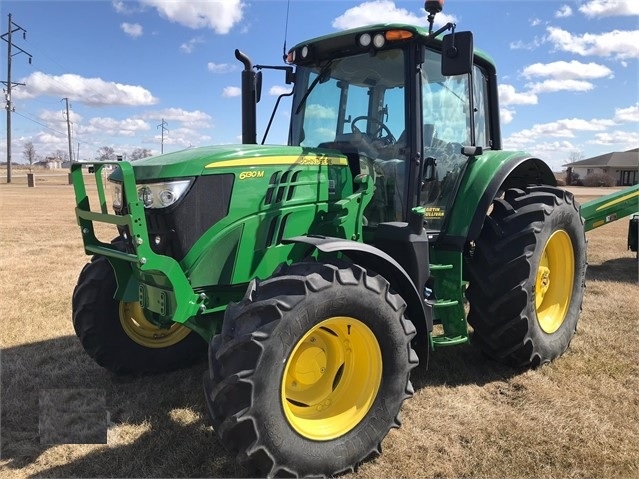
[1,0,637,171]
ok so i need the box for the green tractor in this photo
[71,1,591,476]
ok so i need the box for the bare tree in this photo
[569,151,583,163]
[96,146,116,162]
[130,147,153,161]
[22,141,38,171]
[54,149,69,162]
[566,151,584,186]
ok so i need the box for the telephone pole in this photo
[62,97,73,164]
[157,118,168,154]
[1,14,32,183]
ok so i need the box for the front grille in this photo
[116,174,234,261]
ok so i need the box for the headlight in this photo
[111,181,123,210]
[136,180,192,209]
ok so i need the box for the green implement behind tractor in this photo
[70,1,637,477]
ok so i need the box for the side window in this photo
[422,73,471,145]
[299,75,340,147]
[473,65,490,148]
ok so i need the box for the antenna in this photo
[282,0,291,62]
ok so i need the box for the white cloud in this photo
[14,72,158,106]
[33,131,69,151]
[527,79,595,94]
[112,0,136,15]
[332,0,456,30]
[590,130,639,147]
[498,84,538,106]
[509,36,544,51]
[222,86,241,98]
[140,0,244,34]
[207,62,236,73]
[137,108,212,128]
[522,60,613,80]
[38,109,83,125]
[530,18,542,26]
[121,22,143,38]
[180,36,204,54]
[305,104,337,120]
[150,127,211,148]
[546,26,639,60]
[269,85,292,96]
[500,108,515,125]
[614,103,639,122]
[82,117,151,137]
[555,5,573,18]
[506,118,615,149]
[579,0,639,18]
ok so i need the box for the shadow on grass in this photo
[586,256,638,283]
[411,338,518,391]
[0,335,242,478]
[1,331,521,477]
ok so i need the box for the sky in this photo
[1,0,637,172]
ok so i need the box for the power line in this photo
[13,109,104,153]
[12,109,67,137]
[1,13,32,183]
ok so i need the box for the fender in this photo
[437,152,556,249]
[284,235,432,360]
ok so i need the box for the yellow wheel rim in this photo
[281,317,382,441]
[119,301,191,348]
[535,230,574,334]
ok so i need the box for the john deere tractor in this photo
[71,1,592,476]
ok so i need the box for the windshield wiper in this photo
[295,60,333,115]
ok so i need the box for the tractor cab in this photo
[284,22,499,233]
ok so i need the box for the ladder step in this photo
[431,334,469,347]
[432,299,459,308]
[430,263,453,271]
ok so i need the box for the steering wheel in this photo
[351,116,396,145]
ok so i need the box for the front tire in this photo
[72,255,206,375]
[465,186,587,367]
[203,262,417,477]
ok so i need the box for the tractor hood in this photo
[110,144,340,182]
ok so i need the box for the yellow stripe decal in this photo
[595,190,639,211]
[205,155,348,169]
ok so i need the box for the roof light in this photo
[373,33,385,48]
[286,51,295,64]
[301,45,309,59]
[385,30,413,41]
[359,33,372,47]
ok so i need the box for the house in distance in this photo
[564,148,639,187]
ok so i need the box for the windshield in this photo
[291,49,406,150]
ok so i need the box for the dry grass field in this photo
[1,169,637,478]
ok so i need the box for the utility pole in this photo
[157,118,168,154]
[1,14,32,184]
[62,97,73,164]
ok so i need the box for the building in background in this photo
[564,148,638,186]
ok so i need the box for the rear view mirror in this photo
[441,31,473,76]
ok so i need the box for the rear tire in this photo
[203,261,417,477]
[465,186,587,367]
[72,255,206,375]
